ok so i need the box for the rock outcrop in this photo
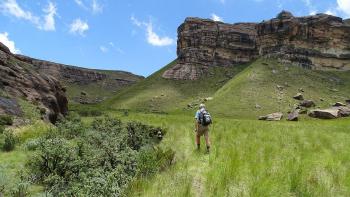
[163,11,350,80]
[259,112,283,121]
[163,18,257,80]
[0,44,67,123]
[15,55,142,86]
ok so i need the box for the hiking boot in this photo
[206,146,210,154]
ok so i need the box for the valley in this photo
[1,9,350,197]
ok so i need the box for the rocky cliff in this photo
[163,11,350,80]
[15,55,143,104]
[0,43,67,123]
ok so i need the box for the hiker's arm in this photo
[194,120,198,131]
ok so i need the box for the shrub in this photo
[27,116,173,196]
[23,138,40,151]
[137,147,175,177]
[0,115,13,126]
[0,125,4,134]
[75,108,103,117]
[3,130,16,151]
[10,182,29,197]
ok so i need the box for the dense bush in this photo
[3,130,16,151]
[0,115,13,126]
[0,125,4,134]
[27,115,174,196]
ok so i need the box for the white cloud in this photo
[41,2,57,31]
[92,0,103,14]
[145,22,174,46]
[0,32,20,54]
[74,0,87,8]
[325,9,337,16]
[0,0,39,24]
[100,46,108,53]
[0,0,57,31]
[131,16,174,47]
[74,0,103,14]
[69,18,89,36]
[302,0,318,15]
[337,0,350,17]
[131,15,142,27]
[211,13,223,22]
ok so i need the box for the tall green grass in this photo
[121,113,350,197]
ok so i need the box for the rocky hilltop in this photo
[0,43,67,123]
[163,11,350,80]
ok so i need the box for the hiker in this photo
[194,103,212,152]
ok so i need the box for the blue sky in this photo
[0,0,349,76]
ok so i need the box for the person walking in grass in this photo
[194,103,212,153]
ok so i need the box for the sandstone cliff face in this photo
[163,18,257,80]
[257,12,350,70]
[163,11,350,80]
[0,43,67,123]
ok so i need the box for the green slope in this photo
[102,60,249,114]
[64,69,143,103]
[207,59,350,119]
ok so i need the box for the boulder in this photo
[293,93,304,100]
[345,99,350,105]
[309,108,340,119]
[299,100,315,108]
[259,112,283,121]
[288,109,300,121]
[335,106,350,117]
[204,97,213,101]
[255,104,261,109]
[333,102,346,107]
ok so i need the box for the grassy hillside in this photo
[102,60,249,114]
[207,59,350,119]
[64,69,143,103]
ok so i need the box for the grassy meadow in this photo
[109,112,350,197]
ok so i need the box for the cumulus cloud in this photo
[337,0,350,17]
[0,0,57,31]
[0,32,20,54]
[130,16,174,47]
[69,18,89,36]
[211,13,223,22]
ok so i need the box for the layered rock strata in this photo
[163,11,350,80]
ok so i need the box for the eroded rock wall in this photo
[163,12,350,80]
[0,43,67,123]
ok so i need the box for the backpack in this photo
[199,109,212,126]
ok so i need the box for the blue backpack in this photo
[199,110,212,126]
